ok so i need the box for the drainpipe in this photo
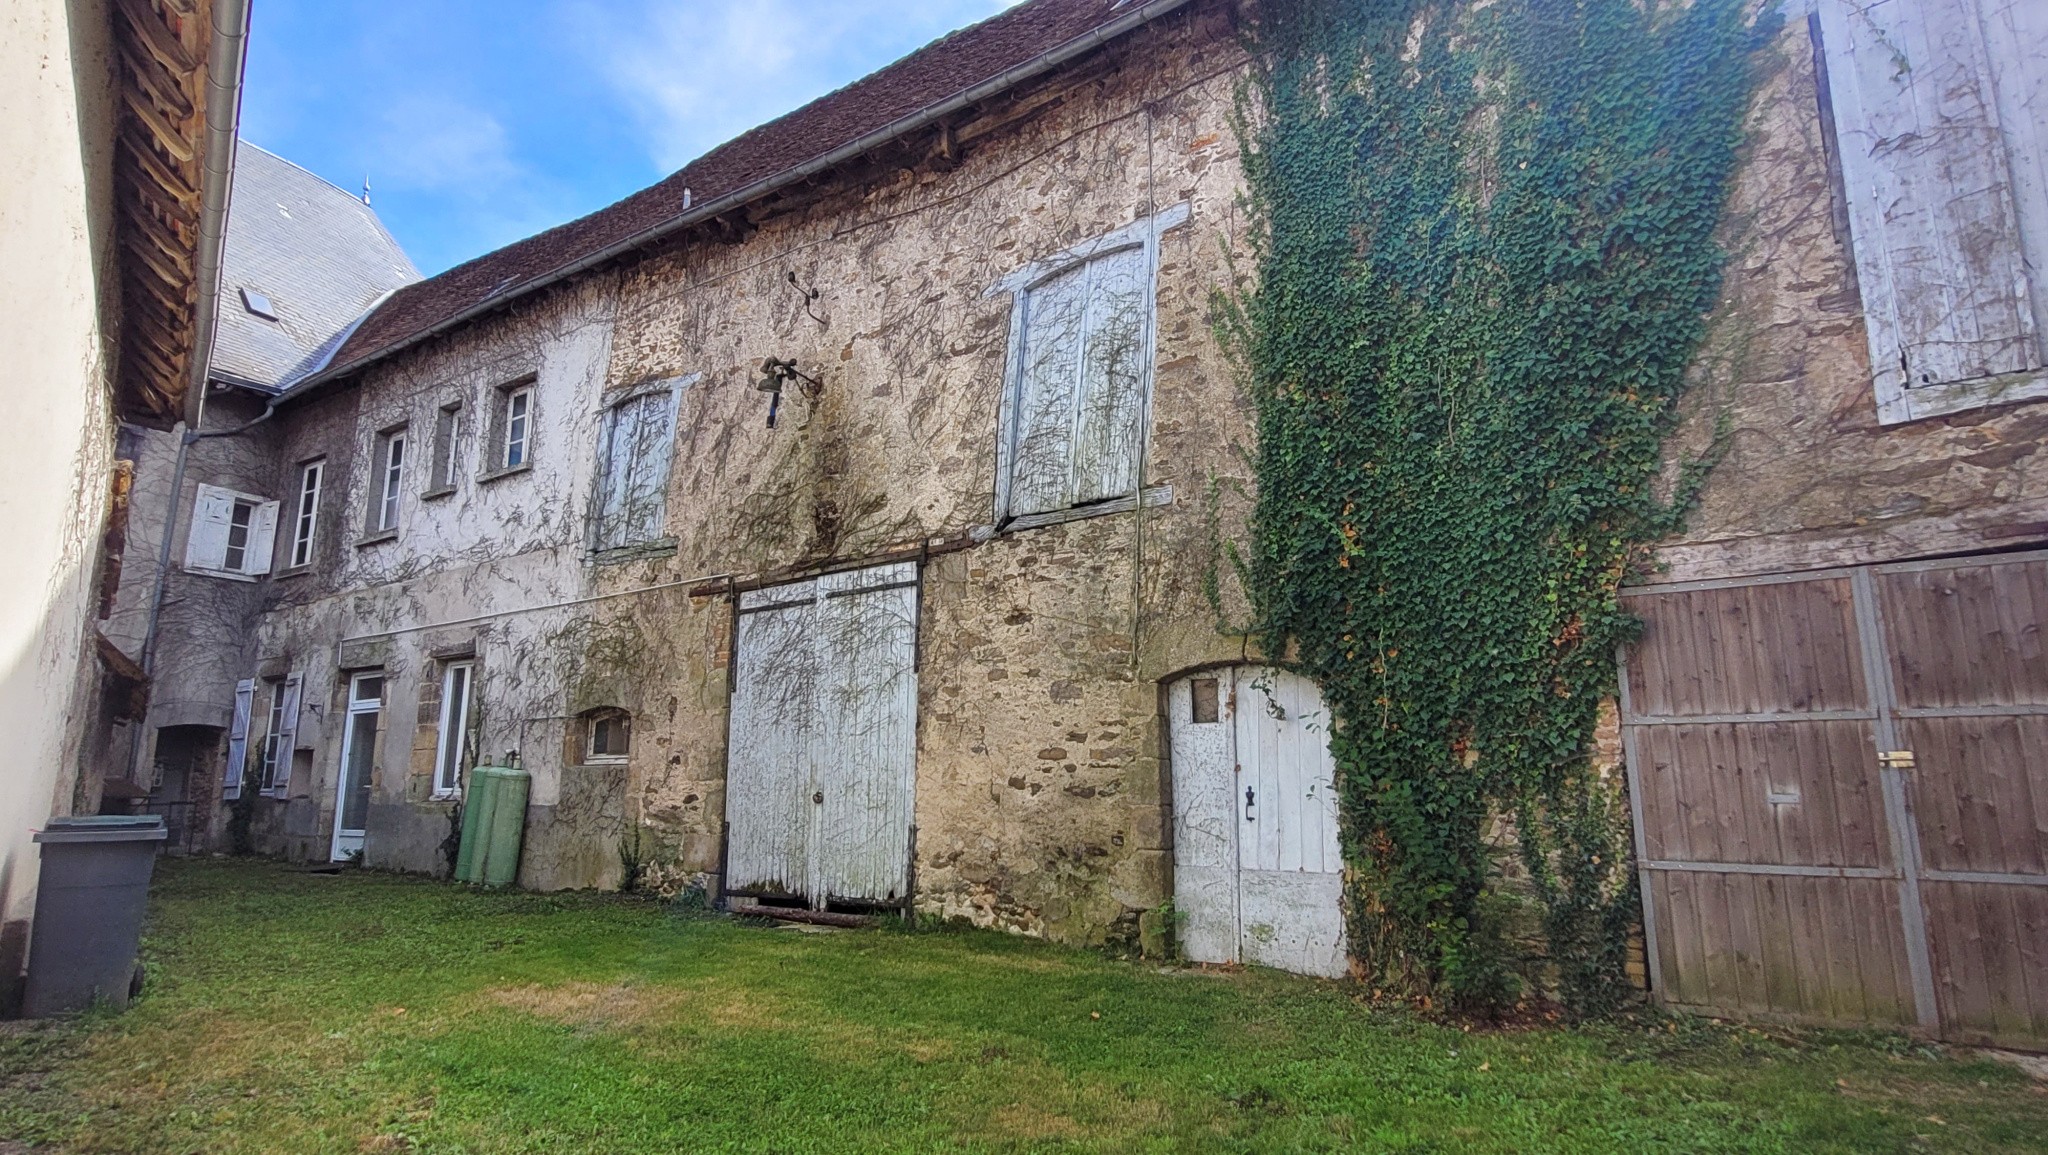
[182,0,252,429]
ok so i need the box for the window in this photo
[428,402,461,494]
[585,709,630,762]
[492,383,533,472]
[1815,0,2048,422]
[432,662,474,798]
[289,460,322,569]
[185,483,277,578]
[994,204,1188,521]
[370,428,406,533]
[240,287,277,320]
[591,382,684,553]
[257,673,303,797]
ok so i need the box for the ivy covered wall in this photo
[1227,0,1776,1010]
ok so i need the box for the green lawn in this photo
[1,861,2043,1153]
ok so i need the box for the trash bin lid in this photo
[34,815,169,843]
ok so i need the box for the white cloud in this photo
[370,93,523,192]
[579,0,1022,175]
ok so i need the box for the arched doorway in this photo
[1168,667,1347,977]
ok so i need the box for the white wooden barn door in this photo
[727,562,919,908]
[1169,667,1347,977]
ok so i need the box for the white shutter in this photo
[244,500,280,575]
[624,391,675,544]
[223,678,255,801]
[1072,245,1151,505]
[184,485,235,571]
[1981,0,2048,348]
[1008,264,1088,516]
[268,672,303,796]
[1819,0,2042,418]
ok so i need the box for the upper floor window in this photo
[185,483,276,579]
[428,401,461,494]
[1815,0,2048,422]
[493,382,533,472]
[288,460,323,569]
[591,380,684,554]
[370,428,406,534]
[993,204,1188,522]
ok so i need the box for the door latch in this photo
[1244,787,1256,822]
[1878,750,1916,770]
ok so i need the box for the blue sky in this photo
[240,1,1022,275]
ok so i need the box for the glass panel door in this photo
[331,673,383,860]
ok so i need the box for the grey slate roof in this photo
[211,141,420,392]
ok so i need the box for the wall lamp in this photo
[754,357,822,428]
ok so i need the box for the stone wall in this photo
[1654,16,2048,582]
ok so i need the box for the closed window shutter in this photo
[1819,0,2042,400]
[223,678,255,801]
[1009,264,1088,516]
[625,392,674,545]
[245,500,280,575]
[185,485,235,571]
[1072,246,1150,505]
[268,672,303,796]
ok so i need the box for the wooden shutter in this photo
[267,672,303,796]
[244,500,280,575]
[223,678,255,801]
[184,484,235,571]
[1818,0,2042,417]
[1073,245,1150,505]
[623,390,676,545]
[1008,264,1088,516]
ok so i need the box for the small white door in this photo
[1169,667,1347,977]
[726,562,919,907]
[331,672,383,860]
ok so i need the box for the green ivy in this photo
[1225,0,1776,1012]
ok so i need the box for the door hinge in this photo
[1878,749,1916,770]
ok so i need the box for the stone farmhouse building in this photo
[105,0,2047,1046]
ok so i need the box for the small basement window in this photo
[583,709,630,763]
[240,287,278,320]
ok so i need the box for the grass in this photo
[1,861,2044,1153]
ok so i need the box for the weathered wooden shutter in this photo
[1818,0,2042,417]
[268,672,303,796]
[222,678,255,801]
[1980,0,2048,347]
[244,500,280,575]
[620,391,675,545]
[184,484,236,571]
[1009,264,1089,516]
[1073,246,1150,505]
[811,563,919,904]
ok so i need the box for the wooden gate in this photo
[1620,550,2048,1047]
[725,562,919,910]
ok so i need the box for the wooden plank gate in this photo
[1620,550,2048,1048]
[724,562,920,912]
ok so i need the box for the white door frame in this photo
[330,671,383,861]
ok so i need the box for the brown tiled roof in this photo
[299,0,1192,390]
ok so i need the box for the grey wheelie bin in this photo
[21,815,167,1017]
